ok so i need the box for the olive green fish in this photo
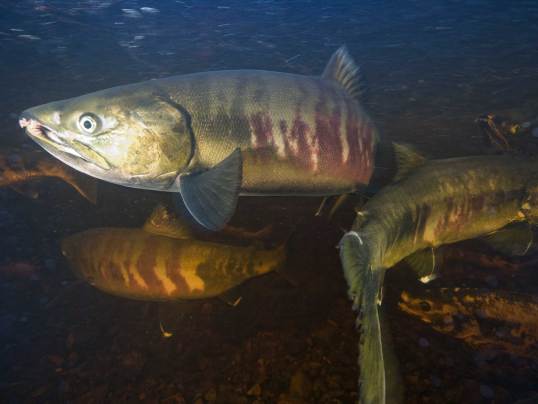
[339,155,538,404]
[61,206,286,301]
[0,147,97,203]
[19,46,412,230]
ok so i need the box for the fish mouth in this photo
[19,115,66,146]
[19,114,111,170]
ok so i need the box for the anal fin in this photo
[482,222,533,256]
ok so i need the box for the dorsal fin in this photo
[322,45,362,100]
[143,204,194,239]
[392,142,426,182]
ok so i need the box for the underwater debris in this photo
[399,288,538,359]
[0,147,97,203]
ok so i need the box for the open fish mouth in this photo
[19,115,111,170]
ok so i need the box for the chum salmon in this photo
[61,205,286,301]
[19,46,414,230]
[339,155,538,404]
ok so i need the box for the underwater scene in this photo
[2,0,538,403]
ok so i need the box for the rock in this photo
[289,370,311,399]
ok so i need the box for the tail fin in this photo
[339,232,403,404]
[63,172,98,204]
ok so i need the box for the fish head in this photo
[19,84,194,189]
[253,243,287,275]
[61,233,98,285]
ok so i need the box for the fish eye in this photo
[78,113,100,134]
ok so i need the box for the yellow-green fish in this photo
[61,206,286,301]
[339,155,538,404]
[19,46,412,230]
[0,147,97,203]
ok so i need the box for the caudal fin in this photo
[339,232,403,404]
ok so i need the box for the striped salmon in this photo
[61,206,286,301]
[19,46,413,230]
[339,155,538,403]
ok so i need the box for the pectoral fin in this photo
[179,148,242,231]
[482,222,533,256]
[404,248,439,283]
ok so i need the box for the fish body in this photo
[61,220,285,301]
[0,147,97,203]
[19,47,379,229]
[355,155,538,271]
[339,155,538,404]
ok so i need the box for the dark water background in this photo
[1,1,538,403]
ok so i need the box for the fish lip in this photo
[19,113,65,146]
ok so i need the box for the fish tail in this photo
[339,232,403,404]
